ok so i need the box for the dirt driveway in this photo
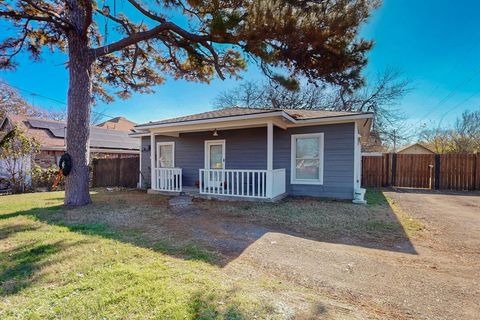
[49,189,480,319]
[176,190,480,319]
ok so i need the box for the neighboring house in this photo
[132,107,373,200]
[96,116,137,132]
[397,143,435,155]
[362,131,386,153]
[0,114,139,172]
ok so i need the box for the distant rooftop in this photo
[2,114,139,151]
[96,116,137,132]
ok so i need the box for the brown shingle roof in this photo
[136,107,368,127]
[96,116,137,132]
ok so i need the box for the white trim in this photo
[290,133,324,185]
[137,111,288,129]
[353,122,361,190]
[204,139,226,169]
[150,133,155,190]
[290,113,373,125]
[138,144,142,188]
[156,141,175,168]
[267,122,273,171]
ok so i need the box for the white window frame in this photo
[156,141,175,168]
[290,133,324,185]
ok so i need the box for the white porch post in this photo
[266,122,273,198]
[150,132,156,190]
[267,122,273,170]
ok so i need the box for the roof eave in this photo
[134,111,372,131]
[134,110,287,130]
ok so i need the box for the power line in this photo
[437,89,480,127]
[403,64,480,137]
[0,80,116,119]
[402,39,480,137]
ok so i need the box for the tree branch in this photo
[92,24,169,57]
[0,11,57,24]
[21,0,73,29]
[81,0,93,38]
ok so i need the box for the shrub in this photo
[31,164,63,191]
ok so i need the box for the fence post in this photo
[474,154,480,191]
[92,159,97,187]
[384,153,390,187]
[434,154,440,190]
[391,153,397,187]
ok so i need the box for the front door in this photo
[204,140,225,190]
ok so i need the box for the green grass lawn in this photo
[0,192,275,319]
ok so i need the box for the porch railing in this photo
[153,168,182,192]
[199,168,286,199]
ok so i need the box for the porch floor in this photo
[147,186,287,203]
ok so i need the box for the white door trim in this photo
[204,139,226,169]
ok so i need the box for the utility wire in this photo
[437,89,480,127]
[0,80,116,119]
[403,64,480,137]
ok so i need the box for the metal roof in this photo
[23,118,139,150]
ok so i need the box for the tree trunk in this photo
[64,33,93,206]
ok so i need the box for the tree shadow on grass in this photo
[0,223,41,240]
[1,189,418,271]
[0,239,86,296]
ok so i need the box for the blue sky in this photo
[1,0,479,133]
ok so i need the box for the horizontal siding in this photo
[273,123,354,199]
[140,122,355,199]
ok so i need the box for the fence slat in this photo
[362,153,477,191]
[92,157,139,188]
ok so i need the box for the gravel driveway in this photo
[49,189,480,319]
[219,189,480,319]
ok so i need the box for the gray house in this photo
[132,107,373,200]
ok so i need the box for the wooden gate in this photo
[92,157,139,188]
[394,154,435,188]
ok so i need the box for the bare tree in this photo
[214,69,410,148]
[333,69,410,147]
[0,81,67,120]
[214,80,331,110]
[419,109,480,154]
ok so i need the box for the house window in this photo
[291,133,324,185]
[156,142,174,168]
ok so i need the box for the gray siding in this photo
[140,122,355,199]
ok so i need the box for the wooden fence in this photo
[362,153,480,190]
[92,157,139,188]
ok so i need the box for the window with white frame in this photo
[291,133,324,184]
[156,142,174,168]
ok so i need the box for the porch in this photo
[148,120,287,200]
